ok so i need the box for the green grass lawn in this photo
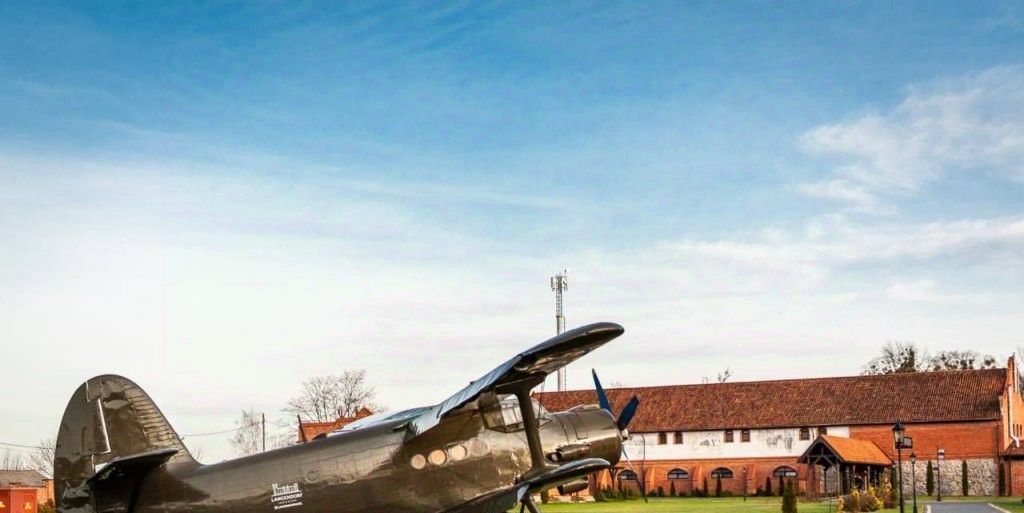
[531,495,1024,512]
[534,497,896,513]
[988,498,1024,512]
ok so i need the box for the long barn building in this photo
[536,356,1024,497]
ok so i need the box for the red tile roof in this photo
[536,369,1006,432]
[297,408,374,442]
[801,435,892,466]
[0,470,47,488]
[1004,444,1024,457]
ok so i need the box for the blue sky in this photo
[2,2,1023,462]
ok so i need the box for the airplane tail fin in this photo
[55,375,196,513]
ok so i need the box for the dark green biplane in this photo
[55,323,642,513]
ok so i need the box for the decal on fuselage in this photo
[270,483,303,510]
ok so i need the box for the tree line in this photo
[862,342,1000,374]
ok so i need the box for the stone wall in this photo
[898,459,997,497]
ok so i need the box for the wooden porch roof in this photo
[799,435,892,467]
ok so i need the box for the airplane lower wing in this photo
[440,458,612,513]
[521,457,611,492]
[407,322,624,438]
[440,485,528,513]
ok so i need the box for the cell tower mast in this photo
[550,269,569,391]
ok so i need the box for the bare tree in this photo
[27,438,54,478]
[284,370,378,422]
[702,367,733,384]
[228,410,293,457]
[863,341,928,374]
[229,409,264,457]
[0,448,25,470]
[927,350,998,371]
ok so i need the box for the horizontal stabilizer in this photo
[87,448,178,486]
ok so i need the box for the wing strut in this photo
[496,376,553,479]
[521,495,541,513]
[513,386,552,477]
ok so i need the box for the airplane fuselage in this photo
[133,406,620,513]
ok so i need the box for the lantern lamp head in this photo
[892,421,905,447]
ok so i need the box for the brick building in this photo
[0,470,54,513]
[537,357,1024,497]
[295,408,374,443]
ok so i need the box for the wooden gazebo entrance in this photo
[798,435,892,497]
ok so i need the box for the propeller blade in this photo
[620,446,648,503]
[592,369,612,412]
[616,395,640,432]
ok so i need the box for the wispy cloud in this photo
[795,65,1024,208]
[886,279,991,304]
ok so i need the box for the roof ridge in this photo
[536,367,1007,395]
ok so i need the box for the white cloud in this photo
[3,152,1023,463]
[886,279,990,304]
[790,179,888,214]
[796,66,1024,206]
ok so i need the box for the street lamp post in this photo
[936,448,945,502]
[910,453,918,513]
[893,422,906,513]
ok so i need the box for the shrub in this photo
[926,460,934,495]
[657,486,665,497]
[715,475,723,497]
[766,476,774,496]
[864,486,883,511]
[38,502,55,513]
[593,489,605,502]
[880,473,896,509]
[849,490,861,512]
[782,480,798,513]
[837,496,846,512]
[962,460,969,496]
[1000,462,1007,496]
[703,476,709,497]
[669,480,676,497]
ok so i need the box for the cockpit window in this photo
[482,395,551,433]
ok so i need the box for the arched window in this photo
[773,466,798,478]
[710,467,733,479]
[667,468,690,480]
[618,469,638,481]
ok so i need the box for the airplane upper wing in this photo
[406,322,624,438]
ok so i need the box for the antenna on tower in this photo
[550,269,569,391]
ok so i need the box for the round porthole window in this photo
[470,439,488,457]
[410,454,427,470]
[448,444,468,461]
[428,449,447,466]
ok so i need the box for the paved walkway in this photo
[928,503,1002,513]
